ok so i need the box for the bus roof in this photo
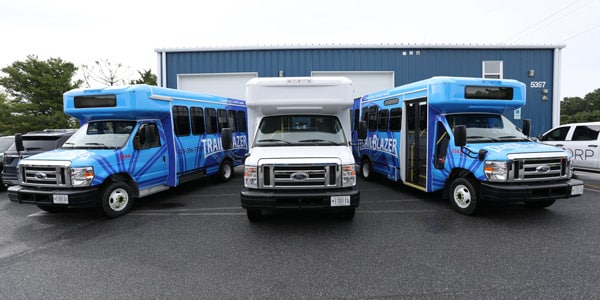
[245,77,354,115]
[362,76,526,114]
[64,84,245,121]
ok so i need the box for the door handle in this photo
[589,145,598,148]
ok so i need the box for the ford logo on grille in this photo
[34,172,47,179]
[290,172,309,181]
[536,165,551,173]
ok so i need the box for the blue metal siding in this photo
[162,47,556,136]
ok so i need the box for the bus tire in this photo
[246,209,262,222]
[524,199,556,209]
[360,158,374,181]
[218,159,234,182]
[101,181,134,218]
[448,177,480,215]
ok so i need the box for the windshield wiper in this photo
[498,135,529,141]
[257,139,291,144]
[467,136,498,142]
[298,139,339,145]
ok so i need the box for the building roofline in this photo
[155,43,566,53]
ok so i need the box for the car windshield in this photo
[0,137,14,152]
[446,113,529,143]
[62,121,136,149]
[254,115,347,146]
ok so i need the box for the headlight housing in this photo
[484,161,509,182]
[71,167,94,186]
[341,164,356,187]
[244,165,258,188]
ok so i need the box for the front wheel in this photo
[448,177,480,215]
[360,158,374,181]
[101,181,134,218]
[217,159,234,182]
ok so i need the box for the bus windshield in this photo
[62,121,136,149]
[254,115,347,146]
[446,113,529,143]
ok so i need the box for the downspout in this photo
[552,46,563,127]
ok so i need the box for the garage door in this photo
[311,71,395,98]
[177,72,258,100]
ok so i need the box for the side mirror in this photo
[15,133,24,152]
[358,121,368,139]
[522,119,531,137]
[221,128,233,150]
[453,125,467,147]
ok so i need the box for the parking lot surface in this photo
[1,168,599,299]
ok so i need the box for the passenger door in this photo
[132,122,169,189]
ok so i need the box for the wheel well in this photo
[442,168,478,199]
[103,173,138,197]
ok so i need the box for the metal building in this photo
[155,44,564,136]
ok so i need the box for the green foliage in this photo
[0,55,82,134]
[560,88,600,124]
[130,69,157,85]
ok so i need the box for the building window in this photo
[482,61,503,79]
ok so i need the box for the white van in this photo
[539,122,600,172]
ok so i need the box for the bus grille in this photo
[260,164,339,189]
[508,154,569,182]
[19,162,71,187]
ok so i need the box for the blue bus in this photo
[9,84,247,217]
[352,77,583,215]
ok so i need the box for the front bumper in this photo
[241,187,360,209]
[480,178,584,202]
[8,185,100,208]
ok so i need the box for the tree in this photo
[0,55,82,133]
[130,69,157,85]
[81,59,133,87]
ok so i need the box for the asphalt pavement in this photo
[575,170,600,190]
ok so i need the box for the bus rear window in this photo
[464,86,513,100]
[74,95,117,108]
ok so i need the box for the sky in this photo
[1,0,599,98]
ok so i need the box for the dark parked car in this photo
[2,130,75,188]
[0,135,15,191]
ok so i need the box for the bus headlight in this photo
[484,161,508,182]
[71,167,94,186]
[342,164,356,187]
[244,165,258,188]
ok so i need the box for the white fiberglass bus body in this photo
[241,77,361,221]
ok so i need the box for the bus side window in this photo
[377,109,389,131]
[173,105,190,136]
[205,108,217,134]
[237,111,247,132]
[368,106,378,131]
[434,122,450,169]
[390,108,402,132]
[218,109,228,131]
[228,110,238,132]
[191,107,205,135]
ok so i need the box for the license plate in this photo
[571,185,584,196]
[331,196,350,207]
[53,194,69,204]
